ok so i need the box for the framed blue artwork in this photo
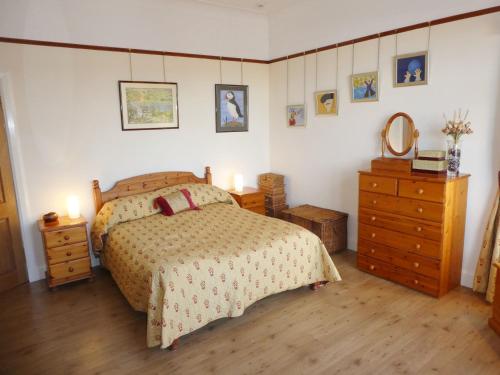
[393,51,428,87]
[215,84,248,132]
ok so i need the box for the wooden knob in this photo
[369,265,375,270]
[371,182,378,188]
[68,267,74,272]
[417,207,423,213]
[416,226,422,232]
[370,248,376,254]
[371,216,376,221]
[372,200,377,205]
[413,279,419,285]
[66,251,72,256]
[417,188,424,195]
[415,244,421,249]
[64,235,70,241]
[413,262,420,268]
[371,233,376,238]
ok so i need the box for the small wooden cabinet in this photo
[38,216,93,289]
[228,187,265,215]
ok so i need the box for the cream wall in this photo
[269,14,500,287]
[0,43,270,282]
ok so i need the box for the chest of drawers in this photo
[357,170,469,297]
[228,187,266,215]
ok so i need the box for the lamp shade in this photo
[234,174,244,192]
[67,195,81,219]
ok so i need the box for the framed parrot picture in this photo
[215,84,248,133]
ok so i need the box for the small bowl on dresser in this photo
[42,212,59,226]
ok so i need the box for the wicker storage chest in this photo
[281,205,348,254]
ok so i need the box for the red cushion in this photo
[155,189,199,217]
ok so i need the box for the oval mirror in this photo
[384,112,415,156]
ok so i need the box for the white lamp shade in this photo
[67,195,81,219]
[234,174,244,192]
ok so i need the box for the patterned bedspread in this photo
[95,186,341,348]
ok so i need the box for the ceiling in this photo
[194,0,299,14]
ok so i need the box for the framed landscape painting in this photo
[393,51,428,87]
[215,84,248,133]
[351,71,378,102]
[314,90,338,116]
[287,104,306,127]
[119,81,179,130]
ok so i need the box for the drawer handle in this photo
[413,262,420,268]
[416,226,423,232]
[370,248,376,254]
[372,200,377,205]
[415,244,421,250]
[371,233,376,238]
[68,266,74,273]
[413,279,419,285]
[66,251,72,257]
[371,216,376,222]
[64,235,70,241]
[371,182,378,188]
[417,207,423,213]
[417,188,424,195]
[369,265,375,271]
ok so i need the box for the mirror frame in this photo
[382,112,418,157]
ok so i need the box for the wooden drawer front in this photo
[45,226,87,248]
[359,175,397,196]
[49,258,91,280]
[399,180,445,203]
[397,197,443,223]
[359,208,442,242]
[240,193,264,209]
[47,242,88,265]
[359,191,398,213]
[357,239,392,263]
[247,206,265,215]
[391,250,441,279]
[391,266,439,296]
[359,224,442,259]
[357,255,392,280]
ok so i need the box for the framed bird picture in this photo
[215,84,248,133]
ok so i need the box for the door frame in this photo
[0,73,31,282]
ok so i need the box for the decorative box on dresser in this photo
[228,187,265,215]
[38,216,93,289]
[357,167,470,297]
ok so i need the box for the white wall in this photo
[0,43,270,282]
[0,0,269,59]
[269,14,500,287]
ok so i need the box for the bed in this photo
[91,167,341,349]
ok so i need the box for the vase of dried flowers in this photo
[441,109,473,176]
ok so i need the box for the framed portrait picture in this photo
[393,51,428,87]
[351,71,379,102]
[118,81,179,131]
[215,84,248,133]
[314,90,338,116]
[287,104,306,127]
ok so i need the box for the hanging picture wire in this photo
[128,49,133,81]
[162,54,166,82]
[315,49,318,92]
[351,41,355,76]
[395,29,398,56]
[303,52,306,105]
[286,56,289,105]
[240,58,244,84]
[219,56,223,84]
[335,43,339,89]
[427,22,432,82]
[377,34,381,72]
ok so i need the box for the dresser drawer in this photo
[397,197,444,223]
[49,257,91,280]
[359,208,442,242]
[359,191,398,212]
[44,226,87,248]
[391,250,441,279]
[399,180,445,203]
[359,175,397,196]
[239,193,264,209]
[391,266,439,296]
[359,223,442,259]
[357,239,392,263]
[47,242,89,265]
[357,255,392,279]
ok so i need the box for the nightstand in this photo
[38,216,93,289]
[228,187,265,215]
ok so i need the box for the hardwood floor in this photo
[1,251,498,375]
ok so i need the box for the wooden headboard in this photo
[92,166,212,213]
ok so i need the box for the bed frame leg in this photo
[168,339,179,351]
[310,281,328,291]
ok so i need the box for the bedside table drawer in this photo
[240,193,264,209]
[50,258,91,279]
[47,242,88,265]
[45,226,87,248]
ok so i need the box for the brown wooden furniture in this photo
[227,187,265,215]
[357,165,469,297]
[38,216,93,289]
[282,205,348,254]
[489,263,500,335]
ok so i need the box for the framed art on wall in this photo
[118,81,179,130]
[215,84,248,133]
[393,51,428,87]
[351,72,378,102]
[287,104,306,127]
[314,90,338,115]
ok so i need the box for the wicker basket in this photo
[258,173,285,187]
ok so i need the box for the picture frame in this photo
[118,81,179,131]
[393,51,428,87]
[314,90,338,116]
[287,104,306,127]
[215,84,249,133]
[351,71,379,102]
